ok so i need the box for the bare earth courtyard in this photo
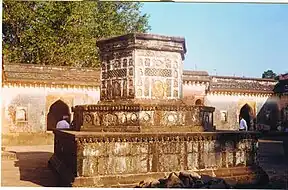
[1,139,288,188]
[1,145,57,187]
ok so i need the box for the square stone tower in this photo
[96,33,186,103]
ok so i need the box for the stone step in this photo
[2,133,54,146]
[1,151,17,160]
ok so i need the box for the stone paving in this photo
[1,140,287,187]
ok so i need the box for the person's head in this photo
[63,115,69,122]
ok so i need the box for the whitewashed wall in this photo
[2,85,100,133]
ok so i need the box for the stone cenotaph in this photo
[49,33,267,187]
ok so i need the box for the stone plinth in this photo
[48,130,267,187]
[72,103,215,132]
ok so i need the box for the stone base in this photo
[2,150,17,160]
[48,130,268,187]
[48,154,268,187]
[73,103,215,132]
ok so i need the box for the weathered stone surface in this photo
[49,129,267,187]
[73,103,214,132]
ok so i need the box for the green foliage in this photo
[3,1,150,67]
[262,70,277,79]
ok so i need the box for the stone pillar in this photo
[96,33,187,103]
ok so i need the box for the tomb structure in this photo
[48,33,267,187]
[72,33,214,133]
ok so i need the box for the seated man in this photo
[56,116,70,129]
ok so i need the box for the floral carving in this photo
[130,113,138,123]
[103,114,118,126]
[83,113,93,124]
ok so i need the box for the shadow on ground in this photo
[14,151,58,187]
[257,139,288,189]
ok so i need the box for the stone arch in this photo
[239,104,253,130]
[47,99,71,131]
[195,99,202,106]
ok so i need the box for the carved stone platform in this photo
[48,130,268,187]
[72,102,215,132]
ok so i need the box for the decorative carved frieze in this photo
[62,131,260,144]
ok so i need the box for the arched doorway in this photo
[47,100,70,131]
[239,104,253,130]
[195,99,202,106]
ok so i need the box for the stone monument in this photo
[72,33,214,133]
[48,33,268,187]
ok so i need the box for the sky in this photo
[141,3,288,78]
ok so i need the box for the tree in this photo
[262,70,277,79]
[3,1,150,67]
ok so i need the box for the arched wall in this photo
[47,99,71,130]
[2,85,100,133]
[205,93,272,130]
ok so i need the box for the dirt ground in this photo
[1,145,57,187]
[1,140,287,188]
[257,139,288,189]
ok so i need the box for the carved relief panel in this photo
[100,50,134,101]
[134,50,183,100]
